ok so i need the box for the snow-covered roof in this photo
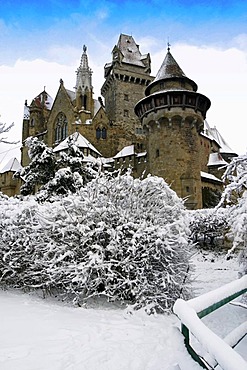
[93,99,101,117]
[0,158,22,174]
[204,121,236,154]
[116,34,147,68]
[207,152,228,167]
[201,171,222,183]
[114,145,147,159]
[114,145,135,159]
[66,89,76,101]
[31,91,53,110]
[136,151,147,158]
[53,132,102,156]
[23,104,30,120]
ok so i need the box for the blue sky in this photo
[0,0,247,164]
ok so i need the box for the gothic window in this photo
[96,127,101,140]
[55,112,68,142]
[96,127,107,140]
[102,127,107,139]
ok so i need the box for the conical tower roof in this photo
[155,50,186,81]
[145,48,197,95]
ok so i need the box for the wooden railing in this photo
[173,275,247,370]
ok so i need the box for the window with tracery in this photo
[96,127,107,140]
[55,113,68,142]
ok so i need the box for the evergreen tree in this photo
[17,137,57,195]
[16,136,98,199]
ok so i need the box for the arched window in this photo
[55,113,68,142]
[96,127,101,140]
[102,127,107,139]
[96,127,107,140]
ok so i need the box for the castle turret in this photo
[135,46,211,209]
[75,45,94,113]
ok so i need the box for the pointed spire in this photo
[75,45,93,92]
[155,50,186,82]
[145,48,198,95]
[79,44,89,70]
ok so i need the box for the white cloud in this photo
[151,43,247,154]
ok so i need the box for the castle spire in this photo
[155,49,186,81]
[75,44,93,92]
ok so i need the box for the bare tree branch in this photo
[0,122,19,144]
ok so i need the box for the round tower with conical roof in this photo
[135,48,211,209]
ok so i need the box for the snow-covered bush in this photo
[188,208,231,250]
[0,172,191,313]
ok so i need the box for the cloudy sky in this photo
[0,0,247,165]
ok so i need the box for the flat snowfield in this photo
[0,251,246,370]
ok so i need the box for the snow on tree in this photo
[16,136,98,199]
[218,153,247,277]
[188,207,230,250]
[16,137,57,195]
[0,171,192,314]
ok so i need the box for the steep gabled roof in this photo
[116,34,147,67]
[30,90,53,110]
[0,158,22,174]
[204,120,236,155]
[53,132,102,156]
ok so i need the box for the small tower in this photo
[135,46,211,209]
[75,45,94,113]
[22,90,53,166]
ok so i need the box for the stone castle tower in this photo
[135,46,211,209]
[101,34,153,152]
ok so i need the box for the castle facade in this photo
[0,34,237,208]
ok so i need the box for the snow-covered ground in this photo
[0,250,246,370]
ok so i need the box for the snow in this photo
[207,152,228,167]
[113,144,135,159]
[201,171,222,183]
[0,157,22,174]
[173,299,246,370]
[53,132,102,156]
[0,250,246,370]
[187,274,247,316]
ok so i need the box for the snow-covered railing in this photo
[173,275,247,370]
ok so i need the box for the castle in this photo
[0,34,237,208]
